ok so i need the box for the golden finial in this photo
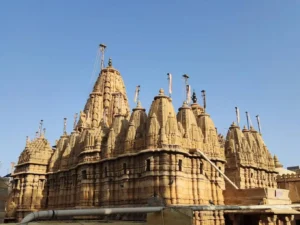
[159,88,165,96]
[108,58,112,67]
[137,101,142,108]
[192,91,197,104]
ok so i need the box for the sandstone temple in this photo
[5,49,300,225]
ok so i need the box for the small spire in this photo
[182,101,189,107]
[159,88,165,96]
[192,91,197,103]
[274,155,283,168]
[136,100,142,108]
[35,131,39,139]
[242,126,249,133]
[43,128,46,137]
[108,58,112,67]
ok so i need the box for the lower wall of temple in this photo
[46,150,225,209]
[277,173,300,204]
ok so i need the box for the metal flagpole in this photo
[201,90,206,112]
[167,73,172,98]
[256,115,262,135]
[99,44,107,70]
[182,74,189,103]
[235,107,240,126]
[245,111,250,130]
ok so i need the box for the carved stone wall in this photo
[224,123,277,190]
[7,57,292,225]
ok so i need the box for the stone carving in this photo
[7,56,293,225]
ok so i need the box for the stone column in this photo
[279,215,294,225]
[259,215,277,225]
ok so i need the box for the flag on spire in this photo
[248,112,253,127]
[186,85,191,104]
[167,73,172,96]
[235,107,240,126]
[134,85,141,103]
[256,115,262,135]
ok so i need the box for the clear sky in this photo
[0,1,300,176]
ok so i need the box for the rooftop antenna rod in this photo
[256,115,262,135]
[99,44,107,70]
[182,74,190,103]
[73,113,78,130]
[134,85,141,106]
[63,118,67,135]
[167,73,172,98]
[39,120,43,137]
[201,90,206,112]
[235,107,240,127]
[245,111,250,130]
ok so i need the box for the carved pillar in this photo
[260,215,277,225]
[279,215,294,225]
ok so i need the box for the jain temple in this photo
[5,46,300,225]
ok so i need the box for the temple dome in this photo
[79,58,130,129]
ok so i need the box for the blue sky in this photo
[0,1,300,175]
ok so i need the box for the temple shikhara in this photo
[5,46,300,225]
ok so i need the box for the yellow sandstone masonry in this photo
[6,57,297,225]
